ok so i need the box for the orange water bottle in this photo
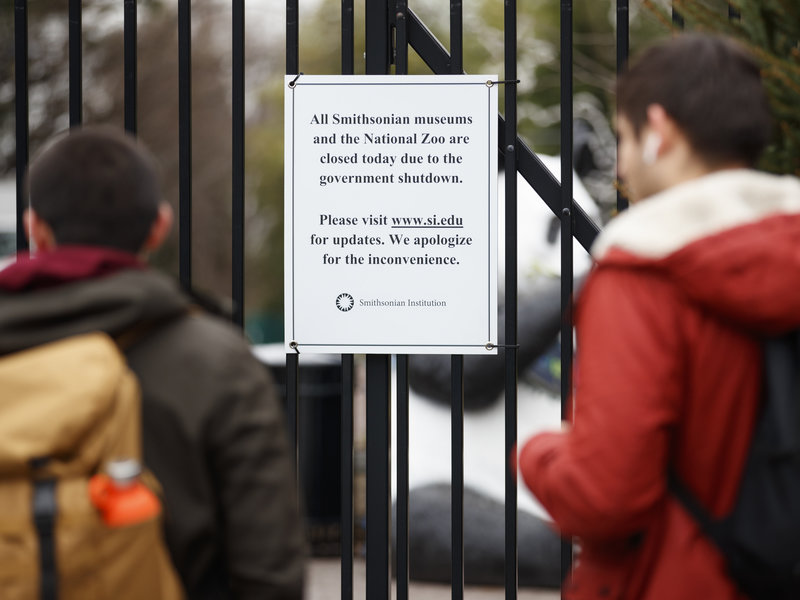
[89,458,162,527]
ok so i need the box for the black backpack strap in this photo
[33,478,58,600]
[668,470,726,548]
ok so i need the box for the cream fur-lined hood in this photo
[590,169,800,333]
[593,170,800,260]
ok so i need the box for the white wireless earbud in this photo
[642,133,662,165]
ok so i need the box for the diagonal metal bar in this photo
[407,10,599,253]
[407,10,451,73]
[497,122,600,252]
[499,122,598,252]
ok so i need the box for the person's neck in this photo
[655,147,748,198]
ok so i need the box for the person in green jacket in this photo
[0,125,305,599]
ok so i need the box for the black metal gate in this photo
[285,2,603,598]
[10,1,706,599]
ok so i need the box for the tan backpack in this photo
[0,332,184,600]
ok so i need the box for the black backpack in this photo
[670,329,800,600]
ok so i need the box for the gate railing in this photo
[13,1,726,599]
[288,2,602,598]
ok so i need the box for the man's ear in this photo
[641,132,662,165]
[141,203,174,254]
[23,209,56,252]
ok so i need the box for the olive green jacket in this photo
[0,268,305,600]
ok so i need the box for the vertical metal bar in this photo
[286,353,299,461]
[285,1,300,592]
[14,0,29,254]
[449,2,464,598]
[615,0,629,87]
[503,0,519,597]
[365,0,390,75]
[615,0,629,214]
[232,0,245,328]
[287,0,298,74]
[342,0,354,75]
[123,0,137,134]
[396,355,410,600]
[394,0,408,76]
[178,0,192,288]
[393,5,410,598]
[560,0,574,594]
[339,2,354,596]
[68,0,82,127]
[449,0,462,74]
[341,354,354,600]
[12,1,29,254]
[365,355,391,600]
[451,355,465,600]
[364,4,392,600]
[672,6,685,28]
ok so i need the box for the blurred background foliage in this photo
[2,1,797,343]
[643,0,800,177]
[1,0,238,302]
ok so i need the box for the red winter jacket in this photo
[519,170,800,599]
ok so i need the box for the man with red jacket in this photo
[518,34,800,599]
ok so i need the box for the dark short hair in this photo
[27,125,162,253]
[617,33,772,167]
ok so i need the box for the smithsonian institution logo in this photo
[335,293,446,312]
[335,293,355,312]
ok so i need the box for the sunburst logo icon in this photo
[336,293,355,312]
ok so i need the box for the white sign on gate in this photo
[284,74,498,354]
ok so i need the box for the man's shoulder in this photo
[109,271,264,378]
[96,270,243,356]
[140,308,258,366]
[126,309,277,426]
